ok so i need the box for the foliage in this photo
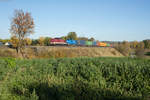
[67,32,77,40]
[32,39,39,46]
[130,41,138,48]
[0,57,150,100]
[0,39,10,44]
[135,48,145,58]
[115,41,131,56]
[38,37,45,46]
[89,37,95,41]
[61,36,68,40]
[137,42,145,49]
[24,38,32,46]
[10,36,19,48]
[44,37,51,46]
[78,37,89,41]
[143,40,150,49]
[135,42,145,58]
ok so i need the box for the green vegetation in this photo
[0,57,150,100]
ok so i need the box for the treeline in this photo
[114,40,150,56]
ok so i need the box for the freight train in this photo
[50,38,111,47]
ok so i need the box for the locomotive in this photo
[50,38,111,47]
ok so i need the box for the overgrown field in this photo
[0,57,150,100]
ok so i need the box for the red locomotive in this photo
[50,38,67,45]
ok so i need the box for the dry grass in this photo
[0,46,123,58]
[0,47,18,58]
[28,46,123,58]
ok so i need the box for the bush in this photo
[135,48,145,58]
[115,43,131,56]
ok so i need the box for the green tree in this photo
[67,32,77,40]
[89,37,95,41]
[32,39,39,46]
[61,36,68,40]
[137,42,145,49]
[78,37,89,41]
[44,37,51,46]
[143,39,150,49]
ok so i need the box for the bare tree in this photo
[10,9,34,58]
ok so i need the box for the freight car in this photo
[50,38,111,47]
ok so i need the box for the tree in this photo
[135,42,145,57]
[38,37,45,46]
[10,9,34,58]
[32,39,39,46]
[130,41,138,48]
[115,41,131,56]
[89,37,95,41]
[137,42,145,49]
[0,39,10,44]
[143,39,150,49]
[78,37,89,41]
[44,37,51,46]
[61,36,67,40]
[67,32,77,40]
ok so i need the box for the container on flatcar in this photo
[50,38,67,45]
[66,40,77,45]
[77,40,86,46]
[97,42,107,47]
[100,42,107,47]
[85,41,93,46]
[106,43,110,47]
[97,42,100,46]
[92,41,97,46]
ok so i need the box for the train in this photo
[50,38,111,47]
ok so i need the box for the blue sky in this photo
[0,0,150,41]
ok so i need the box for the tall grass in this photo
[0,57,150,100]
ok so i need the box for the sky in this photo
[0,0,150,41]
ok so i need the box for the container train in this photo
[50,38,111,47]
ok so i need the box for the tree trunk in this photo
[16,47,19,54]
[20,47,25,58]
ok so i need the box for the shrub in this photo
[115,43,131,56]
[135,48,145,58]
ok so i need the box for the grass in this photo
[0,46,123,59]
[0,57,150,100]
